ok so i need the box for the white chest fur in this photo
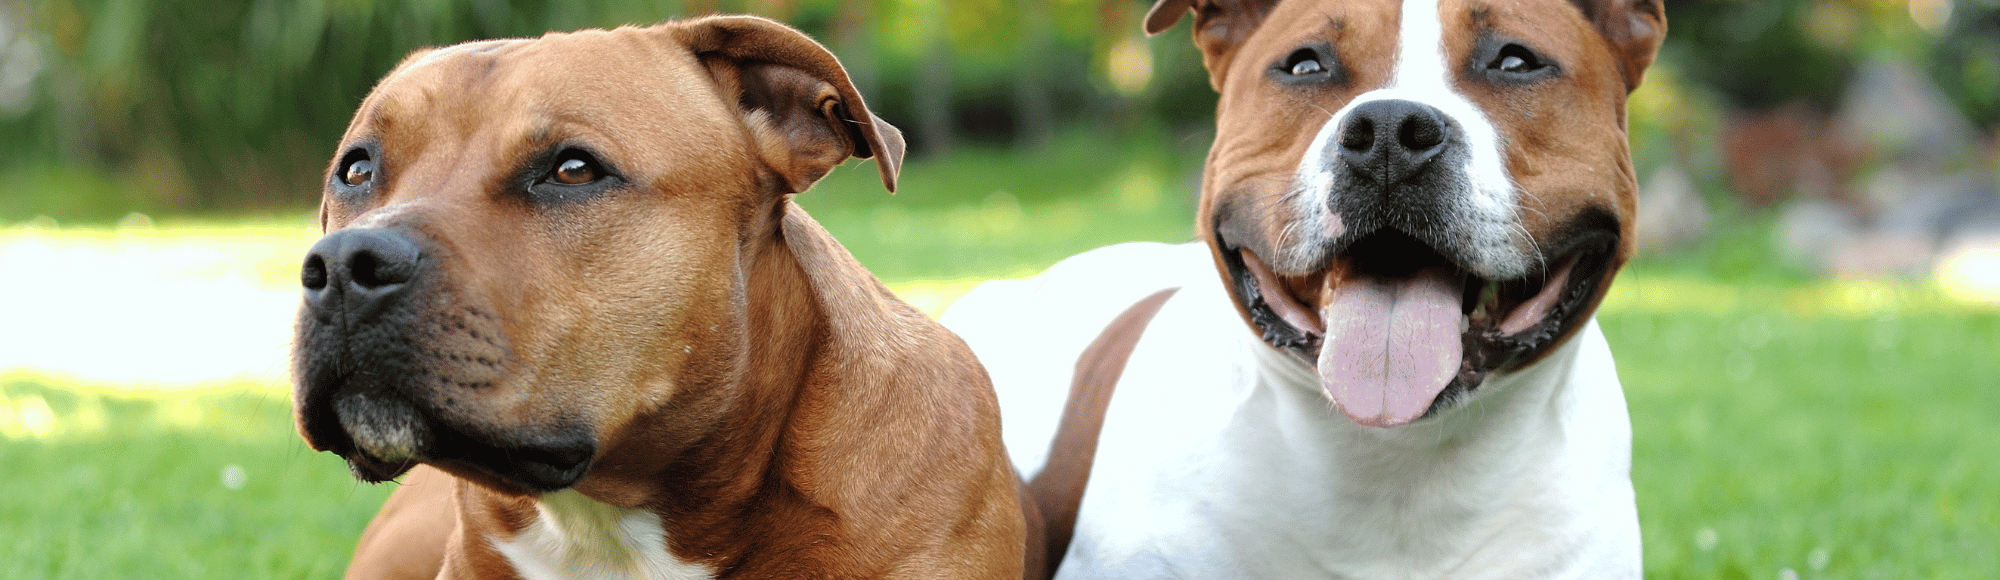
[490,491,715,580]
[1066,281,1638,579]
[944,242,1640,579]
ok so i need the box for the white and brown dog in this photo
[291,16,1028,579]
[943,0,1664,578]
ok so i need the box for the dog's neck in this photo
[450,201,887,574]
[1221,320,1633,572]
[469,201,1001,576]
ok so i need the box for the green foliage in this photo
[1,0,1198,219]
[1930,3,2000,127]
[6,0,736,211]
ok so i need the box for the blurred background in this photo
[1,0,1995,577]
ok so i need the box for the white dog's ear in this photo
[1143,0,1281,82]
[673,15,905,194]
[1570,0,1666,92]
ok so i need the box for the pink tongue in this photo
[1317,267,1466,428]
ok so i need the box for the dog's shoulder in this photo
[942,241,1214,476]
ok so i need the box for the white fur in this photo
[1288,0,1528,279]
[490,491,715,580]
[941,242,1640,579]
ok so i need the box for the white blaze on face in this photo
[1290,0,1528,279]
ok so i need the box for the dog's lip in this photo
[345,446,424,482]
[298,380,595,493]
[418,430,597,495]
[353,412,595,494]
[297,386,426,483]
[1220,228,1616,406]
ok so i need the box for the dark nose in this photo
[1337,99,1452,186]
[301,228,423,320]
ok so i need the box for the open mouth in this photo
[1219,228,1615,427]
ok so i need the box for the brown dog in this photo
[291,15,1026,579]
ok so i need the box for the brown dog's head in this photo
[291,15,902,494]
[1147,0,1662,427]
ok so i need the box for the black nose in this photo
[302,228,423,319]
[1337,99,1452,186]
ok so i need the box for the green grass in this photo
[1608,310,2000,579]
[0,380,392,579]
[793,129,1207,281]
[4,132,1997,577]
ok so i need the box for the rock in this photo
[1634,163,1712,253]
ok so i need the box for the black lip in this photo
[1219,243,1322,351]
[1217,226,1617,416]
[298,382,597,493]
[414,420,596,494]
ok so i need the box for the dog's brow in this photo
[527,121,556,147]
[1324,14,1346,35]
[1470,3,1493,25]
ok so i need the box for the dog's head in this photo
[291,15,902,495]
[1147,0,1662,427]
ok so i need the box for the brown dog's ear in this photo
[1570,0,1666,92]
[1143,0,1280,79]
[1142,0,1198,36]
[673,15,905,194]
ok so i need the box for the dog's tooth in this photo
[1471,282,1499,321]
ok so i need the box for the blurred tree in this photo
[3,0,1217,218]
[1930,0,2000,129]
[912,0,956,154]
[1662,0,1858,112]
[13,0,1981,220]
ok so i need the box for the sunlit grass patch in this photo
[1607,273,2000,318]
[0,373,288,441]
[0,216,311,388]
[0,378,389,579]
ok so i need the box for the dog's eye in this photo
[1489,44,1547,74]
[548,151,601,185]
[340,154,374,187]
[1283,48,1326,77]
[1271,45,1343,86]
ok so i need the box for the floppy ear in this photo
[673,15,905,194]
[1570,0,1666,92]
[1143,0,1280,76]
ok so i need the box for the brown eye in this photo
[551,154,598,185]
[342,157,374,187]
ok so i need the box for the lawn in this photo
[3,131,1995,578]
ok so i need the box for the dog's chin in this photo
[298,386,596,495]
[1218,228,1616,427]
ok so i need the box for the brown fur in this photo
[1026,288,1180,579]
[300,15,1023,579]
[1146,0,1663,365]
